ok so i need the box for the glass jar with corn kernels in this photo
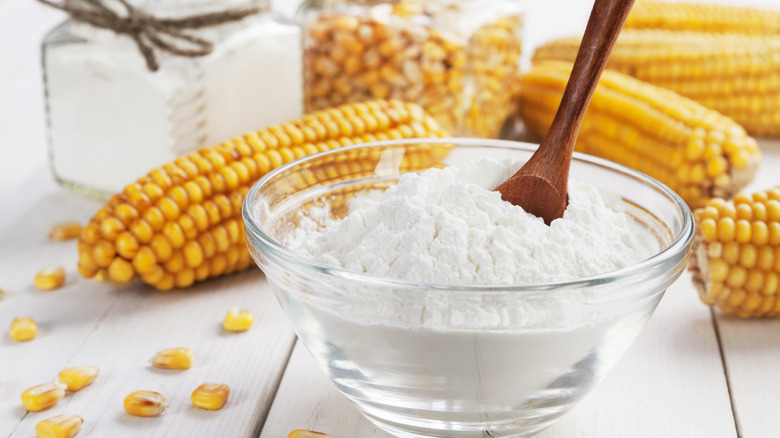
[299,0,524,138]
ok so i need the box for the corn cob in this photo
[77,100,448,290]
[689,187,780,317]
[517,61,760,208]
[532,30,780,137]
[624,0,780,36]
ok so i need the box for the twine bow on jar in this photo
[37,0,260,71]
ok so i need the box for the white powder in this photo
[44,12,302,195]
[287,157,657,287]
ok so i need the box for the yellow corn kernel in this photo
[115,232,139,259]
[34,266,66,291]
[35,414,83,438]
[58,366,99,391]
[21,382,67,412]
[288,431,332,438]
[48,221,82,241]
[92,240,116,267]
[150,347,193,370]
[108,258,134,284]
[0,288,5,299]
[223,307,254,332]
[9,316,37,342]
[191,383,230,410]
[123,390,169,417]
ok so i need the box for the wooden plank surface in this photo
[260,342,388,438]
[714,139,780,438]
[717,315,780,438]
[0,167,298,437]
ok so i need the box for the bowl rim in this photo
[242,138,694,292]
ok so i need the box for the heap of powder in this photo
[286,158,658,285]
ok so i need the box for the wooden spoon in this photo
[495,0,636,224]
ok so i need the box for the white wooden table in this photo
[2,1,780,437]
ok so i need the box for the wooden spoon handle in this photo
[495,0,635,224]
[533,0,636,182]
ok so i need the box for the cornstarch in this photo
[286,157,657,285]
[281,157,664,414]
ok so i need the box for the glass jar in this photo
[42,0,303,198]
[299,0,524,138]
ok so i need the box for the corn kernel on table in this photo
[3,1,780,437]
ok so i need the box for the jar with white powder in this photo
[42,0,303,198]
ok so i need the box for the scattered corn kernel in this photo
[48,221,82,241]
[9,316,37,342]
[35,414,83,438]
[58,366,99,391]
[191,383,230,410]
[150,347,193,370]
[288,431,332,438]
[123,390,169,417]
[223,307,254,332]
[34,266,66,291]
[21,382,67,412]
[0,288,5,299]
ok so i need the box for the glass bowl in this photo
[242,138,694,438]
